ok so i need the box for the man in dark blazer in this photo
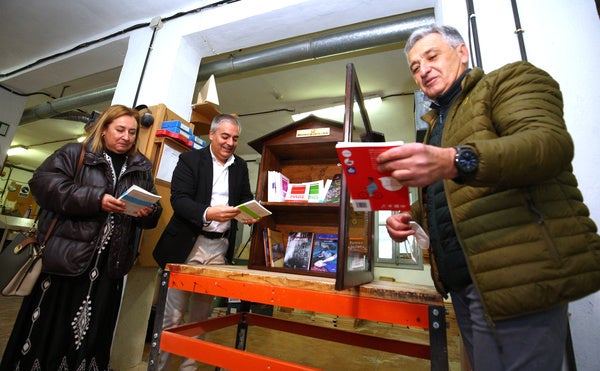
[153,114,259,370]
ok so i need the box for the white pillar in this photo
[109,17,206,371]
[112,19,203,119]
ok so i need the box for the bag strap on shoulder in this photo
[37,143,85,247]
[40,217,59,246]
[77,143,85,173]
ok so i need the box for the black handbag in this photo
[0,219,58,296]
[0,232,42,296]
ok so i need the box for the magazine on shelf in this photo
[266,228,285,267]
[234,200,272,223]
[263,228,271,265]
[283,231,314,270]
[118,185,161,217]
[347,237,369,271]
[335,141,411,212]
[322,173,342,203]
[267,171,289,202]
[306,180,324,203]
[310,233,338,273]
[283,182,310,202]
[284,180,331,203]
[320,179,332,202]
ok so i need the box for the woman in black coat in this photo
[1,104,162,371]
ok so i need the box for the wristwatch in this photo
[453,146,479,181]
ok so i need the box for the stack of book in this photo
[263,228,338,273]
[267,170,341,203]
[158,120,206,149]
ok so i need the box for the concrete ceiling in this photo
[0,0,432,171]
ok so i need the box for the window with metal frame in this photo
[374,188,423,270]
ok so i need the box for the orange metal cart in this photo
[147,264,449,370]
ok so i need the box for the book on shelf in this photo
[266,228,285,267]
[335,141,411,212]
[118,185,161,217]
[263,228,271,265]
[283,231,314,270]
[234,200,272,223]
[310,233,338,273]
[322,173,342,203]
[347,237,368,271]
[320,179,332,202]
[284,182,310,203]
[306,180,324,203]
[267,171,289,202]
[284,180,331,203]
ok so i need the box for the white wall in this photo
[437,1,600,369]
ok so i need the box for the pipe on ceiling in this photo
[20,9,434,125]
[20,86,116,125]
[196,9,434,81]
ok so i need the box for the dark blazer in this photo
[152,146,254,268]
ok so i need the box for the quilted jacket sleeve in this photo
[451,62,575,188]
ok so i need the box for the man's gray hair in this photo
[210,113,242,134]
[404,25,465,55]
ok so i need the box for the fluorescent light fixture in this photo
[7,146,28,156]
[77,135,86,143]
[291,96,382,122]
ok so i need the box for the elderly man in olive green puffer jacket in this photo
[378,25,600,371]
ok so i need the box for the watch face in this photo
[456,147,478,174]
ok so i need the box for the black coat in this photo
[152,146,254,268]
[29,142,162,275]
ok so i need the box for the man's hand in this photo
[206,205,241,222]
[376,142,458,187]
[241,217,261,225]
[386,212,415,243]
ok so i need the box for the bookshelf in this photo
[247,115,374,289]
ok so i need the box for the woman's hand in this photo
[135,205,155,218]
[101,194,126,214]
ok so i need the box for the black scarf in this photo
[429,68,471,125]
[105,149,127,176]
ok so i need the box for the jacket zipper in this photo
[444,185,505,351]
[525,191,561,263]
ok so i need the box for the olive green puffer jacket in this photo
[415,61,600,321]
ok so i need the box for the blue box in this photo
[189,134,206,148]
[190,142,203,150]
[161,120,192,134]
